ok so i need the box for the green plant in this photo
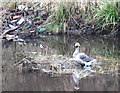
[47,2,76,33]
[93,0,120,30]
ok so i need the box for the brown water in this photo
[2,34,120,91]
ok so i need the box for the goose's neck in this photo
[73,47,79,58]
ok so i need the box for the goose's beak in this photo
[75,42,80,47]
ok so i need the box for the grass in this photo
[47,1,120,34]
[93,0,120,31]
[47,2,78,33]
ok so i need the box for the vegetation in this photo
[43,2,79,33]
[1,1,120,36]
[41,1,120,36]
[93,1,120,35]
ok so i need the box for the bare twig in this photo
[13,58,25,66]
[42,14,55,24]
[71,15,80,27]
[29,3,40,10]
[0,26,19,38]
[37,14,56,28]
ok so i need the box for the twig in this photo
[24,58,32,63]
[0,26,19,38]
[37,20,56,28]
[40,2,53,9]
[102,23,117,28]
[29,3,40,10]
[80,26,90,31]
[13,58,25,66]
[71,15,80,27]
[43,14,55,25]
[13,58,32,67]
[29,2,52,10]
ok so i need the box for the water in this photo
[2,34,119,91]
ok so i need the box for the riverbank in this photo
[1,1,120,40]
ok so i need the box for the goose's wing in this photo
[73,58,85,67]
[76,61,85,67]
[81,57,94,62]
[79,53,94,62]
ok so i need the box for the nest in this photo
[15,51,100,78]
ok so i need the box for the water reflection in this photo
[2,34,119,91]
[78,73,118,91]
[3,70,74,91]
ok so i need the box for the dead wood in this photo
[0,26,19,38]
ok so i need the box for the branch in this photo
[0,26,19,38]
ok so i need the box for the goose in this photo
[72,42,96,67]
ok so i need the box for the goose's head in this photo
[75,42,80,48]
[73,42,80,58]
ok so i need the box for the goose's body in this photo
[73,42,96,67]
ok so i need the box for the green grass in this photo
[93,0,120,31]
[47,2,76,33]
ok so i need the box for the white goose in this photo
[72,42,96,67]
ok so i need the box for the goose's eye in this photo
[75,46,79,48]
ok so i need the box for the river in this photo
[2,34,119,91]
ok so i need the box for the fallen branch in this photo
[42,14,55,25]
[29,2,40,10]
[37,14,56,28]
[0,26,19,38]
[71,15,80,27]
[13,58,25,66]
[14,58,32,67]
